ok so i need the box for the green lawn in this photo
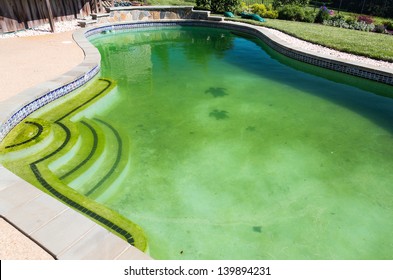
[227,18,393,62]
[144,1,393,62]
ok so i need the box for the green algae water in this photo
[2,26,393,259]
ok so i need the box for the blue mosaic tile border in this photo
[0,66,100,141]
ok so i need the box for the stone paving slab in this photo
[58,224,149,260]
[0,167,23,191]
[0,177,42,215]
[31,208,97,255]
[116,245,153,260]
[6,194,68,235]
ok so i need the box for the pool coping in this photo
[0,18,392,260]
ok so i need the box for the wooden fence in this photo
[0,0,107,33]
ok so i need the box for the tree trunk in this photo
[338,0,343,14]
[361,0,367,14]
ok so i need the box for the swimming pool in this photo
[1,23,393,259]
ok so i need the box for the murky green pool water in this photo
[2,26,393,259]
[87,26,393,259]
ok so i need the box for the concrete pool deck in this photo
[0,31,81,260]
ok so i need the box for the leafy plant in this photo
[323,14,376,33]
[350,21,375,32]
[114,0,133,6]
[345,16,357,26]
[278,5,305,22]
[315,5,331,23]
[323,18,349,28]
[272,0,309,8]
[195,0,211,9]
[383,21,393,31]
[195,0,239,13]
[250,3,278,19]
[374,24,387,34]
[210,0,224,13]
[303,10,316,23]
[357,15,374,25]
[223,0,239,13]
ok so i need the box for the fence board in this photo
[0,0,98,33]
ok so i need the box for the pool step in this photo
[77,16,98,28]
[91,13,111,20]
[48,119,105,182]
[85,118,130,200]
[62,118,129,200]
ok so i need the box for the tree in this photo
[361,0,367,14]
[330,0,393,18]
[272,0,310,8]
[195,0,240,13]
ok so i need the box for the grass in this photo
[227,17,393,62]
[146,0,393,61]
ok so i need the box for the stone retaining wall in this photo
[97,6,209,24]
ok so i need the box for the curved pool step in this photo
[85,118,130,201]
[65,118,129,200]
[0,118,81,167]
[48,118,105,181]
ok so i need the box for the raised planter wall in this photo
[97,6,210,23]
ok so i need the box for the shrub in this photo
[195,0,211,10]
[250,3,279,19]
[323,18,350,29]
[315,6,331,23]
[382,21,393,31]
[331,14,345,21]
[223,0,240,13]
[210,0,225,13]
[357,15,374,25]
[251,3,267,15]
[303,10,316,23]
[273,0,309,8]
[278,5,304,21]
[351,21,375,32]
[324,15,376,32]
[345,16,357,25]
[237,1,249,13]
[322,15,346,27]
[374,24,387,34]
[195,0,239,13]
[114,0,132,6]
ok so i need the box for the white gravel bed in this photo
[0,20,80,39]
[265,27,393,70]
